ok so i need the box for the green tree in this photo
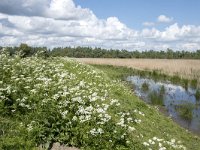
[18,43,32,58]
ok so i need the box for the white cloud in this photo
[142,22,155,27]
[0,0,200,51]
[157,15,173,23]
[180,43,200,50]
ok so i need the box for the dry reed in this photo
[75,58,200,80]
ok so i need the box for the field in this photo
[75,58,200,80]
[1,52,200,150]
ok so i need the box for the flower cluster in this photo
[143,137,186,150]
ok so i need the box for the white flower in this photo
[138,111,145,116]
[61,110,68,118]
[128,126,136,132]
[110,99,118,105]
[96,108,105,114]
[79,80,85,87]
[92,92,97,97]
[30,89,37,94]
[159,143,162,147]
[97,128,104,134]
[153,137,157,141]
[72,116,77,121]
[171,139,176,143]
[85,105,94,112]
[143,142,150,146]
[127,117,133,123]
[90,128,104,136]
[117,118,126,127]
[135,119,142,124]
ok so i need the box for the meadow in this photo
[1,51,200,150]
[75,58,200,80]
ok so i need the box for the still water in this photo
[127,76,200,135]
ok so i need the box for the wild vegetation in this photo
[175,104,194,121]
[76,58,200,81]
[88,64,199,90]
[141,82,149,92]
[195,89,200,100]
[92,65,200,134]
[1,44,200,59]
[1,50,200,149]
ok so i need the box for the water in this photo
[127,76,200,135]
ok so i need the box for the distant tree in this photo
[35,47,49,58]
[18,43,32,58]
[166,48,174,59]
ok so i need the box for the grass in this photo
[160,85,166,96]
[91,64,198,89]
[175,104,194,121]
[195,89,200,100]
[1,53,200,149]
[141,82,149,92]
[148,91,164,106]
[191,79,198,89]
[76,58,200,82]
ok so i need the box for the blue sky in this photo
[75,0,200,29]
[0,0,200,51]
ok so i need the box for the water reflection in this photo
[127,76,200,135]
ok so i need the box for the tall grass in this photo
[148,91,164,106]
[141,82,149,92]
[76,58,200,81]
[91,64,198,89]
[195,89,200,100]
[175,104,194,121]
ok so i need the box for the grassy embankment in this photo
[0,52,200,149]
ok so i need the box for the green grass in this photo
[195,89,200,101]
[160,85,166,96]
[148,91,164,106]
[191,79,198,89]
[175,104,194,121]
[92,64,199,89]
[149,85,166,106]
[141,82,149,92]
[1,53,200,150]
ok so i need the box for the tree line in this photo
[1,44,200,59]
[50,47,200,59]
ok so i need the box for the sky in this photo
[0,0,200,51]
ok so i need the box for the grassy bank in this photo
[0,53,200,149]
[76,58,200,84]
[91,64,199,89]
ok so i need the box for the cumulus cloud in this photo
[0,0,200,50]
[0,0,96,21]
[157,15,173,23]
[0,0,48,17]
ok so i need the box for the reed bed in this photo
[76,58,200,80]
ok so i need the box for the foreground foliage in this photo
[0,52,200,149]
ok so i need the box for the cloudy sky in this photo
[0,0,200,51]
